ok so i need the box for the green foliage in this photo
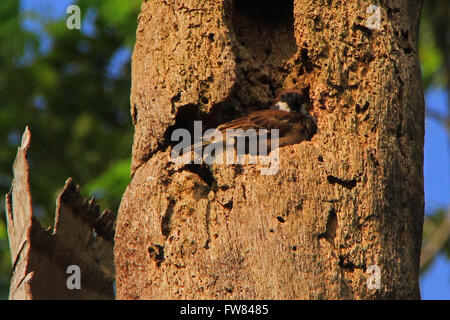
[419,18,444,89]
[419,0,448,89]
[0,0,141,222]
[79,0,142,47]
[418,0,450,275]
[85,158,131,213]
[0,0,140,298]
[421,208,450,273]
[0,217,10,299]
[424,209,450,255]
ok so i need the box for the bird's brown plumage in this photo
[216,109,316,147]
[179,89,317,158]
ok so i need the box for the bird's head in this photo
[272,89,310,115]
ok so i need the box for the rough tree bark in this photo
[114,0,424,299]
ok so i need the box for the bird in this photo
[175,89,317,163]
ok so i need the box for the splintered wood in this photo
[6,127,115,300]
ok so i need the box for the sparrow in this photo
[179,89,317,160]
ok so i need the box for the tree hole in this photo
[231,0,298,103]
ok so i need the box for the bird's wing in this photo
[178,110,305,157]
[217,110,300,136]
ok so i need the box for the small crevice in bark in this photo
[219,200,234,210]
[395,112,407,158]
[276,216,286,223]
[313,15,323,31]
[161,199,176,238]
[300,48,318,73]
[182,164,217,188]
[387,6,401,17]
[389,57,404,104]
[241,184,247,200]
[352,23,373,38]
[338,255,367,273]
[355,52,375,64]
[401,30,410,41]
[148,244,165,267]
[232,164,244,176]
[204,202,212,249]
[225,287,234,294]
[326,81,345,97]
[318,208,337,247]
[355,101,370,114]
[403,47,413,54]
[322,198,342,203]
[327,175,357,190]
[170,92,182,115]
[338,255,355,272]
[131,103,138,125]
[369,152,380,167]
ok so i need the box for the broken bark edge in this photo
[5,127,116,300]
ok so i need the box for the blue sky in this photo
[18,0,450,299]
[424,89,450,212]
[421,88,450,299]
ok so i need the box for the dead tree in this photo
[114,0,424,299]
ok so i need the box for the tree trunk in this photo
[114,0,424,299]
